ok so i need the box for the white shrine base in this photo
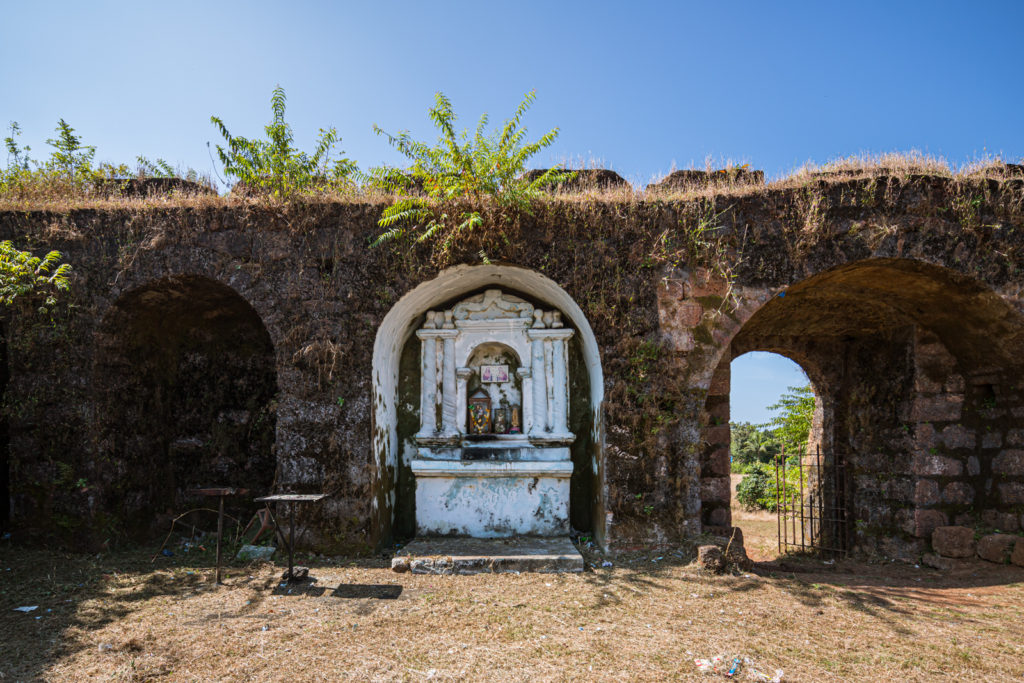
[411,459,573,537]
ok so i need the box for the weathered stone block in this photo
[981,431,1002,449]
[707,507,731,527]
[910,395,963,422]
[932,526,976,558]
[1012,539,1024,567]
[914,509,948,538]
[998,482,1024,505]
[914,423,939,449]
[707,399,730,423]
[705,424,730,446]
[941,425,975,449]
[980,510,1020,532]
[708,369,730,396]
[677,300,704,327]
[967,456,981,476]
[697,544,725,573]
[992,449,1024,476]
[1006,428,1024,447]
[707,448,731,477]
[882,477,914,501]
[941,481,975,506]
[912,453,963,477]
[921,552,956,571]
[700,476,730,503]
[977,534,1017,564]
[914,479,941,506]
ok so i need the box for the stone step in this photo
[391,536,584,575]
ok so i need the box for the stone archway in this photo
[372,264,605,545]
[93,275,278,540]
[701,258,1024,559]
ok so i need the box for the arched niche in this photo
[372,265,605,545]
[93,275,278,540]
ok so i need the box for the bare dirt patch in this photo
[1,546,1022,681]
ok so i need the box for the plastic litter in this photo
[98,643,114,652]
[601,560,613,567]
[161,549,173,557]
[13,606,37,613]
[694,655,783,681]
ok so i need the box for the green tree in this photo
[45,119,96,180]
[211,85,357,198]
[0,241,71,315]
[765,384,815,456]
[368,90,572,255]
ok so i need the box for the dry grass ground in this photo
[1,544,1022,682]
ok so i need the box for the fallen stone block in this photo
[921,552,956,571]
[1012,539,1024,568]
[931,526,976,558]
[977,534,1017,564]
[697,545,725,573]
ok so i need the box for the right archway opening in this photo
[704,258,1024,560]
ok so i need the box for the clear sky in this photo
[731,353,809,425]
[3,0,1022,417]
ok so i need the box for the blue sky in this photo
[3,1,1022,417]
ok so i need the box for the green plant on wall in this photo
[211,86,357,197]
[368,90,572,256]
[0,240,71,316]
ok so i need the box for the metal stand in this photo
[254,494,328,582]
[188,488,248,584]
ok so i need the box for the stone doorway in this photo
[703,258,1024,559]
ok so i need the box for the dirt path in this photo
[731,472,780,561]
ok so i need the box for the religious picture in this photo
[480,365,509,383]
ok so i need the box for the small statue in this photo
[493,399,509,434]
[509,404,521,434]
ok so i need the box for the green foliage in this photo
[764,385,815,455]
[730,421,781,471]
[735,463,773,510]
[210,85,357,198]
[5,122,31,170]
[368,90,572,255]
[735,461,804,512]
[45,119,95,180]
[0,241,71,314]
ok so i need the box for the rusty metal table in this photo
[254,493,328,582]
[188,487,249,584]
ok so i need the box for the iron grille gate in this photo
[775,445,848,558]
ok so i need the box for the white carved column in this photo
[456,367,472,433]
[543,338,554,431]
[416,329,439,436]
[552,335,568,435]
[528,331,547,436]
[440,331,458,435]
[517,368,532,434]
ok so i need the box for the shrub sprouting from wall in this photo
[368,90,573,261]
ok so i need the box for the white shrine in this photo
[410,289,575,536]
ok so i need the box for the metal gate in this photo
[775,445,848,558]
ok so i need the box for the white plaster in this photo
[412,459,572,537]
[372,265,605,541]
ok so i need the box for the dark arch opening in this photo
[704,258,1024,559]
[94,275,278,541]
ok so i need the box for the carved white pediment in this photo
[452,289,534,321]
